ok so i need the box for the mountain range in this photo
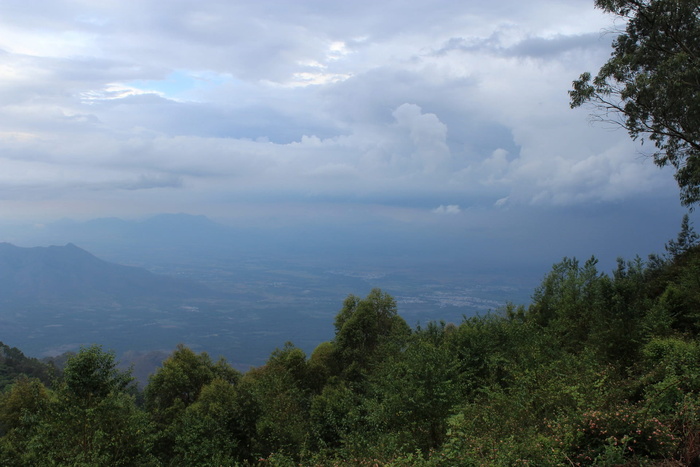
[0,242,214,303]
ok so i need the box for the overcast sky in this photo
[0,1,691,269]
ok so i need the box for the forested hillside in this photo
[1,216,700,466]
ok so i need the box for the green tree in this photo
[665,213,699,258]
[570,0,700,206]
[26,345,156,466]
[0,375,50,436]
[332,288,410,383]
[244,344,311,459]
[307,341,334,392]
[529,257,606,349]
[308,382,360,452]
[145,344,238,425]
[62,344,133,402]
[0,376,51,465]
[144,344,240,463]
[0,342,55,391]
[527,256,653,364]
[371,334,460,452]
[651,247,700,334]
[169,377,258,465]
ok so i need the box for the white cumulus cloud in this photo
[433,205,461,215]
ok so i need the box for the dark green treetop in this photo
[665,213,699,258]
[62,344,133,403]
[145,344,239,424]
[333,288,410,380]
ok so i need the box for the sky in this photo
[0,0,692,271]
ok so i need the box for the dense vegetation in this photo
[0,216,699,466]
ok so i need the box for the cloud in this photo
[391,103,451,174]
[435,32,610,60]
[433,205,461,215]
[505,33,609,59]
[0,0,683,224]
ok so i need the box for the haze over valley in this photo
[0,206,689,385]
[0,214,535,378]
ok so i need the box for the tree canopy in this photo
[570,0,700,206]
[4,255,700,465]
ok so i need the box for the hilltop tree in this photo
[0,342,55,390]
[371,335,460,452]
[0,376,51,464]
[570,0,700,206]
[24,345,156,466]
[145,344,239,425]
[144,344,242,463]
[665,213,699,258]
[169,377,257,465]
[333,289,411,382]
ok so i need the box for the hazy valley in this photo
[0,214,533,383]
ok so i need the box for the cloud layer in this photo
[0,0,682,223]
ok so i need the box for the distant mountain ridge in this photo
[0,242,214,302]
[3,213,243,268]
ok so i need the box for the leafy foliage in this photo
[570,0,700,206]
[0,345,157,466]
[0,342,54,391]
[144,344,246,465]
[170,377,255,465]
[332,288,411,384]
[665,213,700,259]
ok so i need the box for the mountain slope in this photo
[0,242,214,302]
